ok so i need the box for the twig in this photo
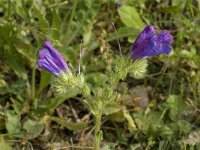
[70,138,74,150]
[68,100,80,121]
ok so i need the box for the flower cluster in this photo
[131,25,173,60]
[37,25,173,76]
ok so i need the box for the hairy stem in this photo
[94,113,102,150]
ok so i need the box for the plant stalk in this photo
[94,113,102,150]
[64,0,79,46]
[31,67,36,99]
[31,46,40,99]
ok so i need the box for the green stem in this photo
[31,46,40,99]
[31,67,36,99]
[64,0,79,46]
[94,113,102,150]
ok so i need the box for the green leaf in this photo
[123,110,137,132]
[51,9,61,40]
[64,0,102,45]
[134,111,164,136]
[5,111,22,135]
[0,140,12,150]
[51,117,87,131]
[118,5,145,29]
[38,71,52,94]
[23,119,45,139]
[41,88,80,114]
[106,110,125,122]
[172,0,185,6]
[4,44,26,78]
[15,0,29,19]
[33,1,49,34]
[86,72,107,87]
[166,95,185,121]
[160,125,173,138]
[177,120,192,135]
[8,79,27,95]
[106,27,138,42]
[103,103,121,115]
[11,97,25,115]
[0,78,8,95]
[14,40,35,68]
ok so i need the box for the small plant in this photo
[37,25,173,150]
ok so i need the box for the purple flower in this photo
[115,2,122,6]
[37,41,68,75]
[132,25,173,60]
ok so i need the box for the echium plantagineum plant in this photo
[37,25,173,150]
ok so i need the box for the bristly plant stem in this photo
[94,112,102,150]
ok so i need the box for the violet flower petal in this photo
[37,41,68,75]
[132,25,173,60]
[44,41,68,71]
